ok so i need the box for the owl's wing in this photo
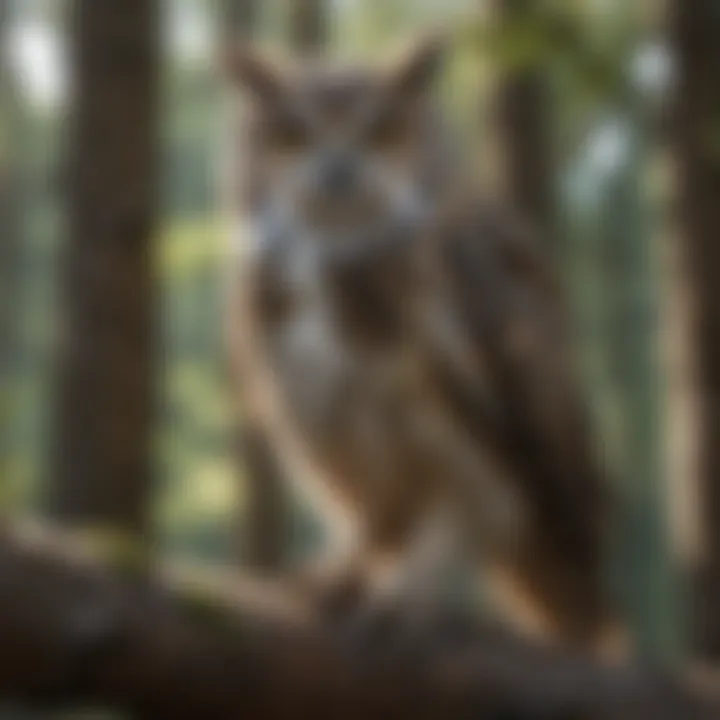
[427,204,611,568]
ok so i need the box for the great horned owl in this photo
[223,39,618,651]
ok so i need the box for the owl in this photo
[223,38,618,652]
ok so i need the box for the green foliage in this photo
[461,0,640,126]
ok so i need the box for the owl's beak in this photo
[317,152,358,197]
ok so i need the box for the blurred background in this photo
[0,0,718,700]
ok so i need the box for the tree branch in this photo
[0,523,716,719]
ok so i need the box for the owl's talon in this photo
[334,593,444,664]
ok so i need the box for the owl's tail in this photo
[485,530,628,659]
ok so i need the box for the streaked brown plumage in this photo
[223,39,618,651]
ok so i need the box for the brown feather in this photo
[431,199,617,643]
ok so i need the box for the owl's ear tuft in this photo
[388,34,446,98]
[221,44,284,104]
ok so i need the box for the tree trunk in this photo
[597,134,678,660]
[49,0,160,534]
[235,422,290,570]
[289,0,326,54]
[0,0,22,482]
[0,0,13,373]
[220,0,291,571]
[493,0,554,240]
[673,0,720,659]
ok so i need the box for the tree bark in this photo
[0,0,21,477]
[235,422,290,569]
[220,0,292,571]
[49,0,160,534]
[597,141,678,659]
[673,0,720,658]
[493,0,554,241]
[290,0,326,54]
[0,522,715,720]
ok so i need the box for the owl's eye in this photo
[267,115,311,153]
[366,112,408,150]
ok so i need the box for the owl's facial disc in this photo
[226,38,446,238]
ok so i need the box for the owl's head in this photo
[225,38,449,239]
